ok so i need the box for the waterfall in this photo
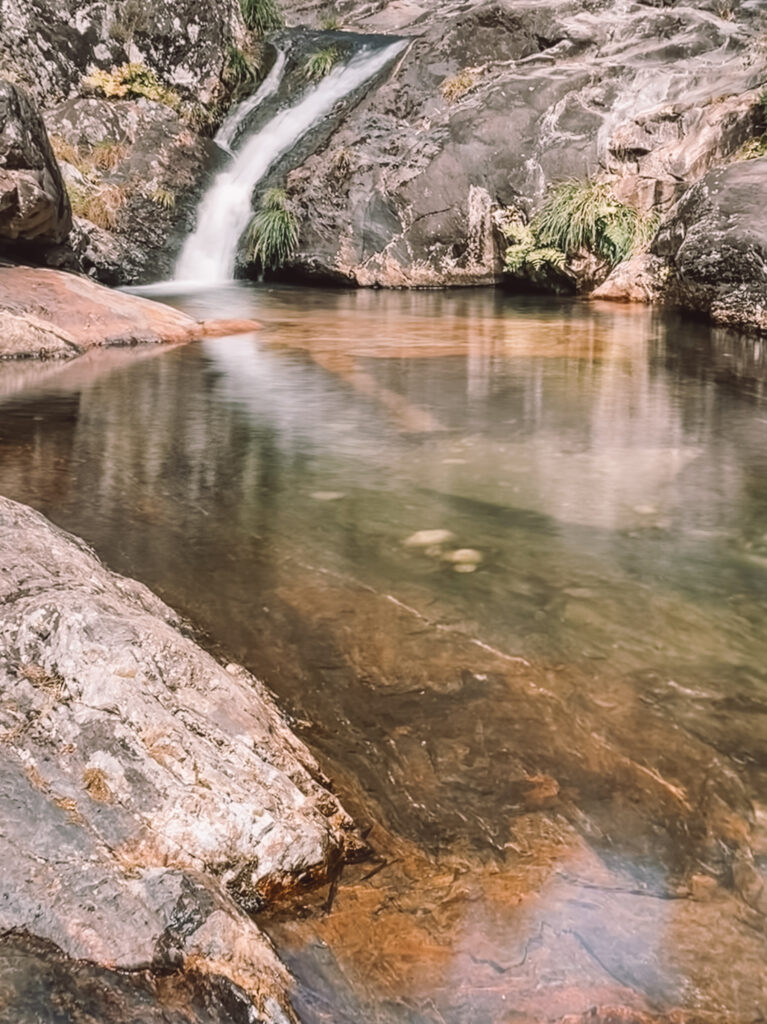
[175,40,406,285]
[215,50,287,153]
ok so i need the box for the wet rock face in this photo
[0,81,71,245]
[0,0,247,107]
[653,157,767,333]
[0,495,361,1017]
[279,0,764,287]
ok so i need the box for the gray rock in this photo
[44,97,224,283]
[0,81,71,245]
[0,932,268,1024]
[0,264,261,358]
[592,252,672,304]
[0,0,248,107]
[653,156,767,333]
[0,308,81,359]
[0,495,361,1017]
[275,0,764,287]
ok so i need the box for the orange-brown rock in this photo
[0,265,260,359]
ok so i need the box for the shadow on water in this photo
[0,284,766,1021]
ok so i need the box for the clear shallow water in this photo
[1,285,766,1021]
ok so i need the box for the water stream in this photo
[1,285,766,1020]
[215,49,288,153]
[175,42,405,284]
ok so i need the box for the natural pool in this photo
[1,285,765,1022]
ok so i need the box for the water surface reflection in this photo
[0,286,765,1021]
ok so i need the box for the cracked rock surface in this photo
[0,495,361,1022]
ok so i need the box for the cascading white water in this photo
[215,50,287,153]
[175,41,405,285]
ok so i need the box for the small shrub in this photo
[50,136,88,173]
[713,0,733,19]
[503,180,656,280]
[441,68,478,103]
[738,135,767,160]
[240,0,283,35]
[304,46,340,81]
[180,101,220,136]
[82,63,180,108]
[328,145,353,180]
[503,216,567,276]
[319,10,342,29]
[246,187,299,270]
[51,136,128,177]
[223,45,262,101]
[91,139,129,171]
[108,0,149,43]
[148,185,176,210]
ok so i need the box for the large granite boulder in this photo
[0,495,362,1020]
[273,0,765,287]
[0,81,71,245]
[0,0,246,281]
[597,155,767,334]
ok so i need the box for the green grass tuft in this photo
[240,0,284,35]
[503,180,658,280]
[246,187,299,270]
[532,180,640,265]
[148,186,176,210]
[319,11,342,29]
[304,46,340,81]
[223,46,262,101]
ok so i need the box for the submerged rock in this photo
[404,529,455,547]
[444,548,483,565]
[0,81,71,246]
[0,495,362,1019]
